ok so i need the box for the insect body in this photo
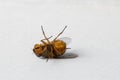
[33,26,70,59]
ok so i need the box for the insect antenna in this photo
[54,26,67,41]
[41,26,51,44]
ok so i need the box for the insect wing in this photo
[59,37,71,45]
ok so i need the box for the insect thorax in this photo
[46,44,52,52]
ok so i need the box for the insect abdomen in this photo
[52,40,66,57]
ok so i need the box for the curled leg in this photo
[41,36,53,41]
[40,36,53,45]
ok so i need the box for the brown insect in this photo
[33,26,71,60]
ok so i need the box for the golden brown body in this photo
[33,40,66,58]
[33,26,69,59]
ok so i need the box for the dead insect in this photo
[33,26,71,60]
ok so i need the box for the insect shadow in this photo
[40,53,78,59]
[55,53,78,59]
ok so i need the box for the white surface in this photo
[0,0,120,80]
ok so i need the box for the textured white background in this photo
[0,0,120,80]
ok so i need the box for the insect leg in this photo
[41,26,51,44]
[42,36,53,40]
[46,55,49,62]
[66,48,71,49]
[40,36,53,45]
[54,26,67,41]
[53,46,61,56]
[41,40,47,45]
[41,36,53,41]
[46,52,53,62]
[49,46,54,58]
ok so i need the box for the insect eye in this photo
[35,47,39,49]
